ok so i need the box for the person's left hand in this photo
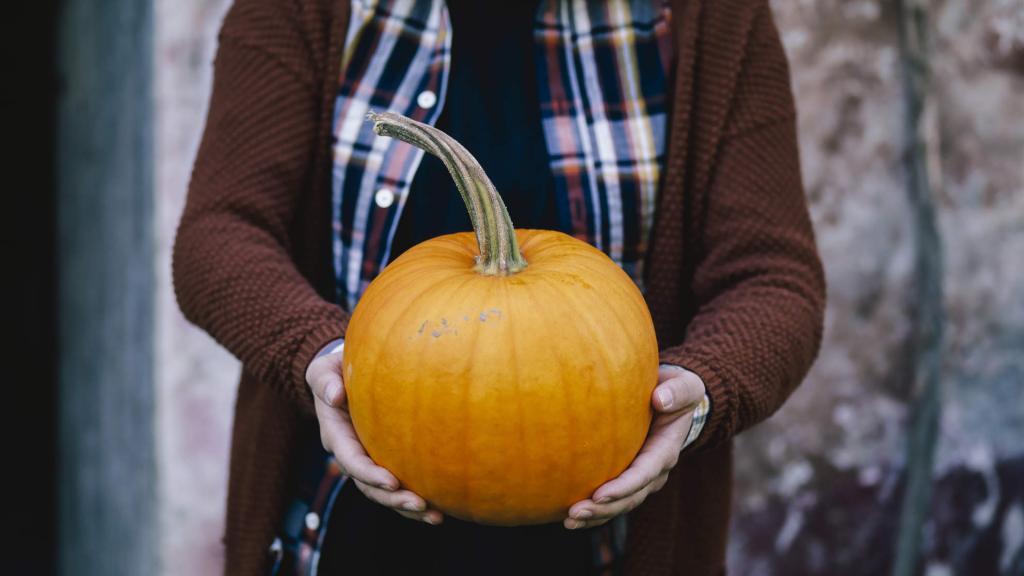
[563,365,706,529]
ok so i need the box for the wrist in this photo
[682,393,710,450]
[659,363,710,451]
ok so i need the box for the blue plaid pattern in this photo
[332,0,673,310]
[332,0,452,312]
[534,0,674,292]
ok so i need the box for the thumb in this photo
[653,365,705,413]
[306,349,346,407]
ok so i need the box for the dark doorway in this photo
[4,3,59,576]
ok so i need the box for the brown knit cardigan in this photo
[172,0,826,574]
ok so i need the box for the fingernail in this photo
[566,519,583,530]
[657,388,674,410]
[425,515,441,525]
[573,509,593,520]
[402,501,424,512]
[595,496,612,504]
[378,480,397,491]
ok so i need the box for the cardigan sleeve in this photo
[659,1,826,453]
[171,11,348,419]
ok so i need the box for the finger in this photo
[590,422,686,504]
[396,508,445,525]
[308,355,346,407]
[334,442,399,491]
[320,372,346,407]
[351,478,444,526]
[653,367,705,413]
[568,478,653,523]
[319,411,399,490]
[590,457,659,506]
[565,485,652,529]
[651,472,669,492]
[352,478,427,512]
[567,499,597,521]
[588,474,666,520]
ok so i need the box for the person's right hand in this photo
[306,346,444,525]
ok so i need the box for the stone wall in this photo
[729,1,1024,574]
[155,0,235,573]
[153,1,1024,574]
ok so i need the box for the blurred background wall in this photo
[732,2,1023,575]
[154,1,237,573]
[15,0,1020,574]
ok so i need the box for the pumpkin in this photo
[341,111,659,525]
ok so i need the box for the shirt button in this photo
[416,90,437,109]
[304,511,321,531]
[374,187,395,208]
[269,537,283,556]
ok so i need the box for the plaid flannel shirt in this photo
[270,1,711,574]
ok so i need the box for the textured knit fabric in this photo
[171,0,826,574]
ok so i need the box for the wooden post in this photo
[893,0,945,575]
[56,0,156,574]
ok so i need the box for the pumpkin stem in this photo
[367,111,527,275]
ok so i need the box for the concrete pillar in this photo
[56,0,156,574]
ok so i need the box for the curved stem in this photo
[367,111,527,275]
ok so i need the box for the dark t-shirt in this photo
[387,0,564,262]
[318,1,596,574]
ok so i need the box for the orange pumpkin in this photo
[341,111,659,525]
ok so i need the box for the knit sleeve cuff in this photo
[289,320,349,418]
[658,351,732,454]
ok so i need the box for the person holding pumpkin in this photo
[172,0,826,575]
